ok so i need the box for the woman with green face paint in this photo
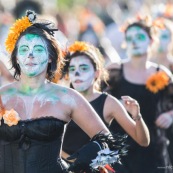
[0,10,126,173]
[150,17,173,168]
[150,17,173,73]
[105,17,173,173]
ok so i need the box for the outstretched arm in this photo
[67,89,126,172]
[104,95,150,147]
[69,89,109,138]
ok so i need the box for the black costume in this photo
[63,93,108,155]
[0,117,68,173]
[108,65,172,173]
[157,82,173,166]
[1,9,126,173]
[63,93,128,173]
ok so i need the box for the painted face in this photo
[125,26,151,56]
[69,56,95,92]
[158,29,171,53]
[17,34,49,77]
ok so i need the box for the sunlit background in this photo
[0,0,173,71]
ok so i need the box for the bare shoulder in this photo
[106,62,122,70]
[51,83,84,97]
[147,61,172,76]
[0,82,17,95]
[159,64,172,77]
[104,93,122,109]
[0,60,5,66]
[147,61,171,71]
[147,61,158,69]
[0,59,9,70]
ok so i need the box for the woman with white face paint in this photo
[150,17,173,73]
[150,17,173,167]
[62,41,149,173]
[105,17,173,173]
[0,11,126,173]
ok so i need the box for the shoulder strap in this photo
[101,92,109,102]
[156,64,160,72]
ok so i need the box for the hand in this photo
[121,96,140,118]
[67,141,101,173]
[99,166,109,173]
[155,111,173,129]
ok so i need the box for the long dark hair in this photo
[125,22,152,39]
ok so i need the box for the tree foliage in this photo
[57,0,87,11]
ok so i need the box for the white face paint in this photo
[158,29,171,53]
[69,56,96,92]
[125,26,151,57]
[17,34,49,77]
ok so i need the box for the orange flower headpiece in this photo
[120,14,152,32]
[5,10,58,53]
[152,18,165,29]
[68,41,99,68]
[62,41,100,77]
[69,41,89,53]
[5,10,35,53]
[146,71,169,93]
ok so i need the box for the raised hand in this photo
[121,96,141,119]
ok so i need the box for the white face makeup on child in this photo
[17,34,49,77]
[69,56,95,92]
[125,26,151,57]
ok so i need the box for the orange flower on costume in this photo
[5,16,32,53]
[3,109,21,126]
[69,41,88,53]
[146,71,169,93]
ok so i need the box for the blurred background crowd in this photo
[0,0,173,172]
[1,0,173,68]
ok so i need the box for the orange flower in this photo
[3,109,21,126]
[146,71,169,93]
[69,41,88,53]
[5,16,32,53]
[152,18,165,29]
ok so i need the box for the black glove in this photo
[67,132,128,173]
[67,140,104,172]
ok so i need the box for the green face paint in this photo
[18,45,46,56]
[158,29,171,53]
[126,33,147,43]
[69,56,95,92]
[25,34,38,40]
[125,26,150,56]
[17,34,49,77]
[69,64,91,73]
